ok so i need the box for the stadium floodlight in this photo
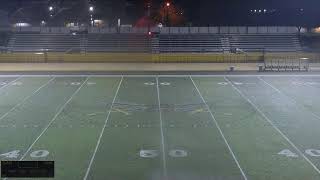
[49,6,53,11]
[89,6,94,12]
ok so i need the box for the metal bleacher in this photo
[8,33,151,53]
[6,26,303,54]
[8,33,81,52]
[229,34,302,52]
[86,34,151,52]
[157,34,302,53]
[158,34,223,53]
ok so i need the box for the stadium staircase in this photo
[151,36,160,53]
[220,37,231,53]
[7,35,16,52]
[80,34,88,54]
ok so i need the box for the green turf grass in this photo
[1,75,320,180]
[22,77,121,180]
[159,77,245,180]
[228,76,320,172]
[0,77,86,162]
[193,76,320,180]
[87,77,163,180]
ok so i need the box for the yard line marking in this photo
[0,76,22,92]
[0,77,55,122]
[258,76,320,121]
[156,76,168,180]
[83,76,123,180]
[19,77,89,161]
[224,76,320,174]
[190,76,248,180]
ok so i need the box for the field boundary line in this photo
[2,74,320,78]
[258,76,320,121]
[83,76,123,180]
[160,75,320,77]
[0,77,55,122]
[190,76,248,180]
[156,76,168,180]
[19,77,89,161]
[224,76,320,174]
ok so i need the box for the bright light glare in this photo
[89,6,94,12]
[49,6,53,11]
[166,2,170,7]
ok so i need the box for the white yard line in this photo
[156,76,168,180]
[258,76,320,121]
[224,76,320,174]
[0,77,55,122]
[19,77,90,161]
[83,76,123,180]
[190,76,248,180]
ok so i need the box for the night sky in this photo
[1,0,320,26]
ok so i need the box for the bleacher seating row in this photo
[229,34,301,52]
[7,33,152,53]
[87,34,151,52]
[9,34,80,52]
[157,35,223,53]
[6,33,302,53]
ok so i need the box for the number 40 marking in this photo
[0,150,49,159]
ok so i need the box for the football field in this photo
[1,74,320,180]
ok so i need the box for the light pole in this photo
[89,6,94,27]
[147,1,151,34]
[165,2,170,26]
[48,6,54,26]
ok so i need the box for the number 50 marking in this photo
[139,149,188,158]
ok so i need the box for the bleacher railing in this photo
[8,26,300,34]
